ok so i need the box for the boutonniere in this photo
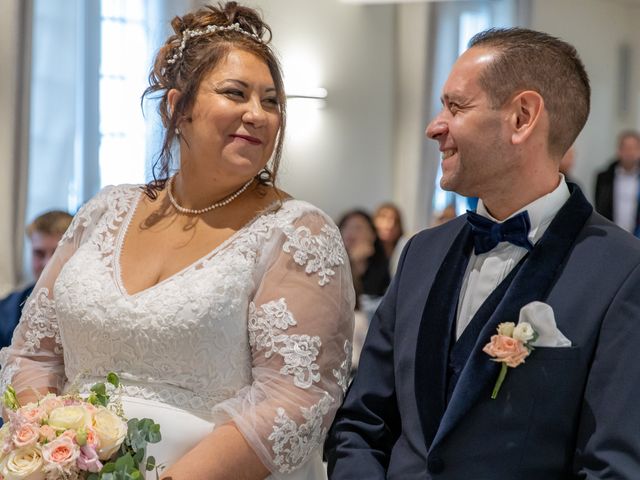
[482,321,538,399]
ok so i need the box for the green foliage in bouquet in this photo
[85,373,163,480]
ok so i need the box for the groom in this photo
[326,28,640,479]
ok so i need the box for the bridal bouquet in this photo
[0,373,161,480]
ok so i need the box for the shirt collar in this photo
[475,174,570,245]
[615,164,640,177]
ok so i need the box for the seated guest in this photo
[0,210,72,348]
[373,202,408,276]
[338,209,390,299]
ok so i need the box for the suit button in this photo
[427,456,445,474]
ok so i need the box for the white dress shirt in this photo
[613,166,640,233]
[455,176,570,340]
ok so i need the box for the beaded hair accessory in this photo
[167,23,263,65]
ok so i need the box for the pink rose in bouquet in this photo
[41,436,80,472]
[12,423,39,449]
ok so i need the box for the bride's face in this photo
[180,48,281,181]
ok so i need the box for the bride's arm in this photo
[0,247,70,406]
[162,209,355,479]
[0,188,113,410]
[160,423,268,480]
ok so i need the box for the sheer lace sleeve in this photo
[0,186,114,402]
[211,207,355,476]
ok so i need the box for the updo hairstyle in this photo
[143,1,286,198]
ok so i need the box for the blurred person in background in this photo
[0,210,72,348]
[594,130,640,235]
[339,209,390,300]
[339,209,390,371]
[432,203,458,227]
[373,202,408,276]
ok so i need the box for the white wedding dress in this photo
[0,185,354,479]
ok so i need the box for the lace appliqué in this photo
[333,339,352,395]
[22,288,62,355]
[282,224,346,286]
[0,351,19,397]
[60,186,115,246]
[60,185,139,275]
[269,393,334,473]
[249,299,321,389]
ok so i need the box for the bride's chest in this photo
[53,239,256,343]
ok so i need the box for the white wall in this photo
[240,0,396,222]
[531,0,640,199]
[393,3,435,234]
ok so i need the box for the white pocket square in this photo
[518,301,571,347]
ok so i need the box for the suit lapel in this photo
[414,223,473,448]
[430,185,593,449]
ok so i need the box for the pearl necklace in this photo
[167,175,254,215]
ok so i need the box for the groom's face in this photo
[426,47,512,198]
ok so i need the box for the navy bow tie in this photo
[466,210,534,254]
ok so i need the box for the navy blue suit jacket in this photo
[326,187,640,479]
[0,284,33,349]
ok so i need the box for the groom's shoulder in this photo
[403,215,467,258]
[581,211,640,259]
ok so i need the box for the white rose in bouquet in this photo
[0,445,45,480]
[93,407,128,460]
[48,405,91,432]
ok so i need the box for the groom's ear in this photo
[506,90,545,146]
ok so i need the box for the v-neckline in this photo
[112,190,288,299]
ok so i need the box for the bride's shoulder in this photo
[60,184,141,245]
[83,183,141,208]
[275,198,338,230]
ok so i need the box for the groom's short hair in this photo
[469,28,590,159]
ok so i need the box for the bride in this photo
[0,2,354,479]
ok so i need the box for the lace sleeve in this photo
[0,187,114,402]
[211,209,355,476]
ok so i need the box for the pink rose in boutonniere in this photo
[483,321,538,399]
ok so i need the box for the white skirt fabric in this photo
[121,396,327,480]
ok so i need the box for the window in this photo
[99,0,151,188]
[27,0,166,223]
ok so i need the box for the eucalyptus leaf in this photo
[145,456,156,471]
[91,383,106,395]
[115,453,135,470]
[106,372,120,387]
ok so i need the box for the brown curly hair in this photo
[142,1,286,198]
